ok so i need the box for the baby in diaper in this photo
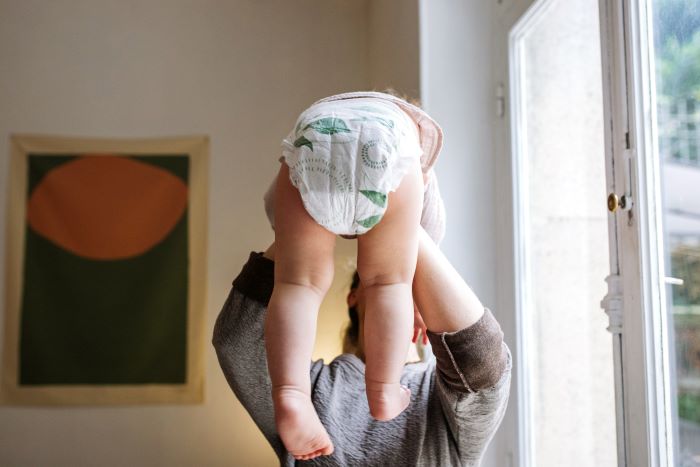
[263,91,444,461]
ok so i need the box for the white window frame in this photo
[598,0,676,464]
[504,0,677,465]
[507,2,558,466]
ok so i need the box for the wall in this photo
[368,0,420,99]
[0,1,369,465]
[420,0,497,304]
[419,0,506,465]
[0,0,518,465]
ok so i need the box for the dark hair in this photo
[342,271,361,354]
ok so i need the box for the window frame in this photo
[598,0,677,464]
[507,2,559,466]
[504,0,677,464]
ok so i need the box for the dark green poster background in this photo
[19,155,189,385]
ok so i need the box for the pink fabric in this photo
[421,170,446,246]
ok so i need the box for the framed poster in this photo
[1,134,209,405]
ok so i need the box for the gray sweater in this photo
[212,252,512,466]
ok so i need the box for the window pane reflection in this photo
[653,0,700,464]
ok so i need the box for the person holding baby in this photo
[213,90,512,466]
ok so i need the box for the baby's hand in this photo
[412,303,428,345]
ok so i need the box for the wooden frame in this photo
[1,134,209,405]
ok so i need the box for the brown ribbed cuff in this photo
[426,307,507,393]
[231,251,275,306]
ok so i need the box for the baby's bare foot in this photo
[366,381,411,421]
[273,386,334,460]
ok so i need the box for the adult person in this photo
[212,224,512,466]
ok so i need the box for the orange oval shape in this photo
[27,155,188,260]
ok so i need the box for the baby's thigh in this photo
[274,163,336,292]
[357,160,423,286]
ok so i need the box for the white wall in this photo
[420,0,510,465]
[490,1,560,465]
[0,0,518,465]
[368,0,420,99]
[0,1,369,465]
[420,0,497,303]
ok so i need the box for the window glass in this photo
[653,0,700,464]
[518,0,617,464]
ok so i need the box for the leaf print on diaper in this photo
[360,190,387,208]
[304,117,352,135]
[295,112,324,135]
[361,140,388,169]
[294,136,313,150]
[357,214,383,229]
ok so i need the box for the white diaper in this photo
[272,97,423,236]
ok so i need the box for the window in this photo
[653,0,700,463]
[509,0,618,464]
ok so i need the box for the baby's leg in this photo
[266,162,336,460]
[357,159,424,421]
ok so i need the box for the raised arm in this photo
[414,226,509,392]
[413,227,484,332]
[412,226,511,464]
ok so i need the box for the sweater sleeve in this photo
[425,307,512,465]
[211,251,291,463]
[425,307,509,393]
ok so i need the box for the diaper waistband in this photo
[310,91,443,174]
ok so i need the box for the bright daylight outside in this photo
[654,0,700,465]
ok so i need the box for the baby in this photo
[263,91,443,461]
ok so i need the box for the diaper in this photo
[273,97,424,236]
